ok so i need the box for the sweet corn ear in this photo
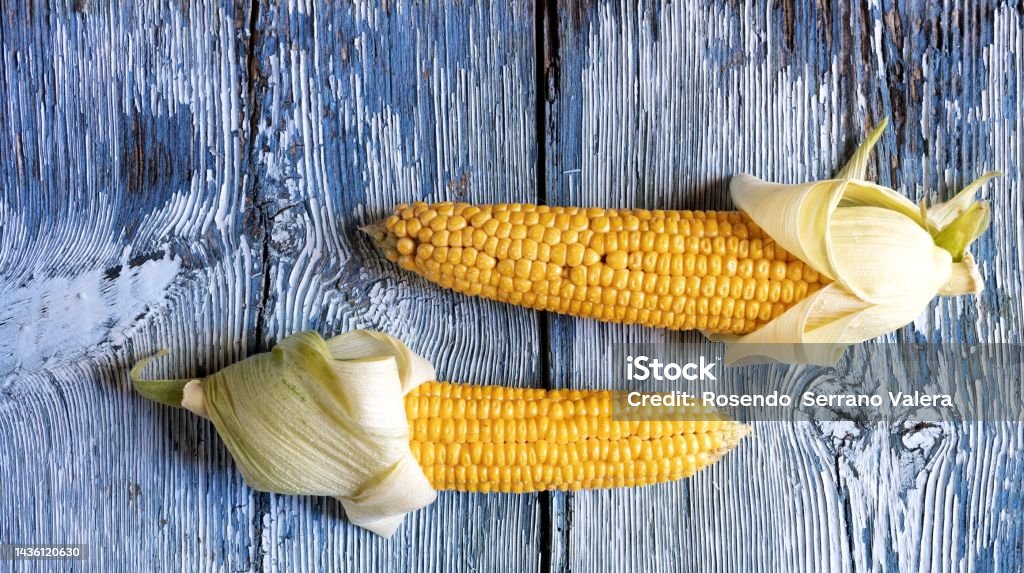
[405,381,749,492]
[370,203,831,334]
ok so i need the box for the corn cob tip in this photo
[710,421,750,454]
[359,221,387,242]
[361,220,401,262]
[727,422,753,447]
[703,421,750,468]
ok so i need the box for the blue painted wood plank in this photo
[0,2,265,571]
[2,0,1023,571]
[244,1,543,571]
[544,1,1024,571]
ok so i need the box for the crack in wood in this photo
[536,1,576,570]
[241,0,270,571]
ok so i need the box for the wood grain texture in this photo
[544,1,1024,571]
[2,0,1023,572]
[0,2,265,572]
[1,0,545,571]
[245,1,544,570]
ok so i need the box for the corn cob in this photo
[132,330,749,535]
[405,380,748,492]
[369,203,831,335]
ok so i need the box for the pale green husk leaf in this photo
[132,330,437,538]
[721,121,994,365]
[834,117,888,180]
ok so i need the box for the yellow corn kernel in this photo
[406,381,748,492]
[373,202,831,335]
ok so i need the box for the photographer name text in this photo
[625,390,953,408]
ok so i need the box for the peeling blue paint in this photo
[1,1,1022,571]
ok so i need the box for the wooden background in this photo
[2,1,1022,571]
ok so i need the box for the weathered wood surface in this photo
[1,1,542,571]
[245,1,544,571]
[1,2,264,571]
[544,2,1024,572]
[1,1,1022,572]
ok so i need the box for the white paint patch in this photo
[0,248,180,381]
[900,422,943,451]
[821,420,862,441]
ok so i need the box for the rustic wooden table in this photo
[2,1,1022,571]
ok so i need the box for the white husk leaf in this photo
[925,171,1001,229]
[834,117,888,180]
[720,123,992,366]
[180,330,437,537]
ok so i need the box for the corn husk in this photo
[720,119,996,365]
[131,330,437,537]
